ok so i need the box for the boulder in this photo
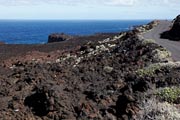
[169,15,180,39]
[48,33,72,43]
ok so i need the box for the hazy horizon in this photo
[0,19,161,21]
[0,0,179,20]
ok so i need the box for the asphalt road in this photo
[143,20,180,61]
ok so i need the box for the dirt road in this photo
[143,20,180,61]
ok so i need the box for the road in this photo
[143,20,180,61]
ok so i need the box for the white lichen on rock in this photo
[103,66,113,73]
[98,32,126,44]
[107,44,116,48]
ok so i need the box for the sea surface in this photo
[0,20,151,44]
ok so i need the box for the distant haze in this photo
[0,0,179,20]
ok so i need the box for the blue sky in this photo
[0,0,179,20]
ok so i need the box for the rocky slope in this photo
[0,20,180,120]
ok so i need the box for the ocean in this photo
[0,20,151,44]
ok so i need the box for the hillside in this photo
[0,20,180,120]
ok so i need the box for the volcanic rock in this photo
[48,33,72,43]
[169,15,180,39]
[161,15,180,40]
[0,20,180,120]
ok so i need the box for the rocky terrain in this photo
[161,15,180,41]
[0,20,180,120]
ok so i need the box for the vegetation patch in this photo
[157,87,180,103]
[136,63,162,77]
[142,39,155,45]
[152,47,172,61]
[136,62,180,77]
[137,98,180,120]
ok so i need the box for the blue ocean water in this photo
[0,20,151,44]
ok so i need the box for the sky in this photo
[0,0,179,20]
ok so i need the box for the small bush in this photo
[157,87,180,103]
[136,62,180,77]
[137,98,180,120]
[136,64,162,76]
[152,48,171,61]
[142,39,155,45]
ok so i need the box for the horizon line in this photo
[0,18,172,21]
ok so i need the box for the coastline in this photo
[0,20,157,63]
[0,20,151,44]
[0,20,180,119]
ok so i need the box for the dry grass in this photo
[136,98,180,120]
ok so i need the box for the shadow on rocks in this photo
[160,15,180,41]
[160,31,180,41]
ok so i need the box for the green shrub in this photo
[157,87,180,103]
[136,64,162,76]
[136,62,180,77]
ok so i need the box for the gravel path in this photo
[143,20,180,61]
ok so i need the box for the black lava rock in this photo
[48,33,72,43]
